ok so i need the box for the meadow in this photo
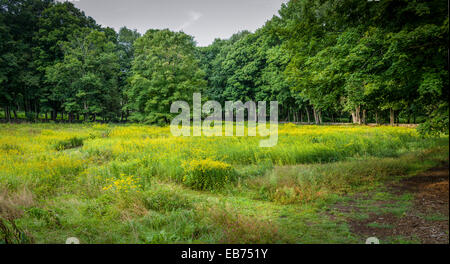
[0,123,448,243]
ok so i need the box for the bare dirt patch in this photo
[334,163,449,244]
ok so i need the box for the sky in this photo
[58,0,289,46]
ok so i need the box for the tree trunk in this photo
[305,106,310,124]
[35,101,39,121]
[23,100,28,119]
[390,108,395,126]
[375,111,379,125]
[287,107,290,122]
[362,109,366,125]
[313,108,316,124]
[5,106,11,122]
[279,104,283,121]
[312,107,318,124]
[312,106,321,125]
[355,106,361,124]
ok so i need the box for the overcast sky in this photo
[59,0,288,46]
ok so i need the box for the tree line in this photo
[1,0,448,134]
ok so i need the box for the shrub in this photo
[182,158,236,190]
[53,137,84,151]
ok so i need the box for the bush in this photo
[182,158,236,190]
[53,137,84,150]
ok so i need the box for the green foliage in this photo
[417,102,449,136]
[117,27,141,119]
[127,29,206,124]
[0,0,52,120]
[182,158,237,191]
[53,137,83,151]
[1,0,447,134]
[45,28,121,121]
[279,0,448,128]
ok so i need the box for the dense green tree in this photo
[279,0,448,130]
[128,29,206,124]
[34,1,98,120]
[45,29,120,122]
[197,31,251,104]
[0,0,447,135]
[0,0,52,120]
[0,3,14,120]
[117,27,141,121]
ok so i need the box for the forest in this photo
[0,0,449,245]
[1,0,448,135]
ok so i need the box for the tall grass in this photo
[0,123,447,243]
[245,146,449,204]
[0,123,446,195]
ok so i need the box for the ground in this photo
[328,163,449,244]
[0,124,448,244]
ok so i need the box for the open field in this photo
[0,123,448,244]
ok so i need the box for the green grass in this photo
[0,123,448,244]
[423,213,448,222]
[367,222,394,229]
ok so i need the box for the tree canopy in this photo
[1,0,448,135]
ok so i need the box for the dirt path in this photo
[333,163,449,244]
